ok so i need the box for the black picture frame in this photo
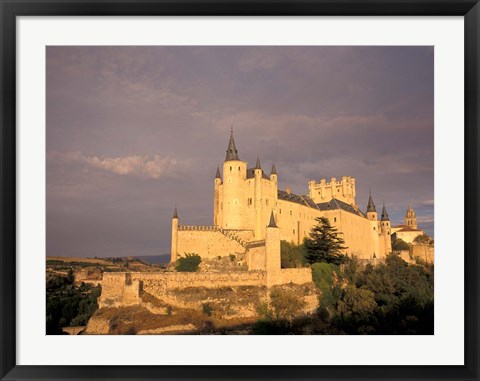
[1,1,479,380]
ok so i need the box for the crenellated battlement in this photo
[178,225,219,231]
[308,176,356,206]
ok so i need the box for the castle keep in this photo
[171,130,393,265]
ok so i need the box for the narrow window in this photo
[238,166,240,171]
[334,217,337,222]
[230,166,232,172]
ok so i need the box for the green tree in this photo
[175,253,201,272]
[392,238,410,251]
[280,240,306,268]
[413,233,433,245]
[304,217,347,265]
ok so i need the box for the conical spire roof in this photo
[267,210,277,228]
[225,129,239,161]
[366,193,377,213]
[255,157,261,170]
[173,207,178,219]
[215,165,221,179]
[271,163,277,175]
[381,203,389,221]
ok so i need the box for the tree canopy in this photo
[304,217,347,265]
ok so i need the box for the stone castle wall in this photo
[99,268,313,309]
[411,245,434,264]
[280,268,313,285]
[100,273,141,307]
[176,228,246,260]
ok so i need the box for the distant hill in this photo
[134,254,170,265]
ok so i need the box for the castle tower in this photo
[270,163,277,183]
[380,203,392,256]
[254,157,263,239]
[213,166,222,226]
[366,193,380,259]
[170,207,179,263]
[308,176,356,206]
[366,193,378,221]
[265,211,281,287]
[221,129,247,229]
[405,205,417,229]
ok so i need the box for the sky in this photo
[46,46,434,257]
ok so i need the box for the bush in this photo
[175,253,201,272]
[202,303,213,317]
[269,287,307,321]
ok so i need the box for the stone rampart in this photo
[280,268,313,285]
[98,267,313,309]
[412,245,434,264]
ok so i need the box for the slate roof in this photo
[267,211,277,227]
[381,204,390,221]
[271,163,277,175]
[366,194,377,213]
[316,198,365,217]
[277,190,319,209]
[225,130,239,161]
[247,168,270,180]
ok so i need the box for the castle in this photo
[97,130,430,314]
[171,130,393,264]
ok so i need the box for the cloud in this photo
[237,49,279,72]
[48,151,192,179]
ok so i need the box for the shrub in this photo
[175,253,201,272]
[202,303,213,317]
[269,287,307,321]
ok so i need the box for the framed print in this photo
[1,1,479,380]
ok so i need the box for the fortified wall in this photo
[99,268,312,308]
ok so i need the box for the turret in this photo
[170,207,179,263]
[213,166,221,226]
[265,210,281,287]
[366,193,377,221]
[380,203,392,255]
[380,203,390,230]
[254,157,262,175]
[270,163,277,183]
[221,129,247,229]
[254,157,263,238]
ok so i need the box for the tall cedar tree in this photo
[304,217,347,265]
